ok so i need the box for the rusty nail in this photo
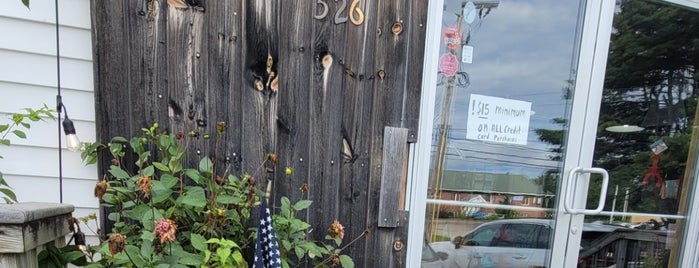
[393,240,404,251]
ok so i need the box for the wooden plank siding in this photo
[0,0,100,248]
[90,1,427,266]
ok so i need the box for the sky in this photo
[431,0,583,180]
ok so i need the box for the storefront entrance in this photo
[408,0,699,267]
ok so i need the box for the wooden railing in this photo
[0,202,74,268]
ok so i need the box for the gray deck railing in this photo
[0,202,74,268]
[578,229,670,268]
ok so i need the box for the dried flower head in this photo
[154,218,177,243]
[215,175,226,185]
[110,158,120,166]
[137,176,152,196]
[176,131,184,140]
[216,121,227,134]
[300,183,309,192]
[328,219,345,240]
[331,255,340,267]
[108,233,126,256]
[267,154,278,165]
[94,180,108,199]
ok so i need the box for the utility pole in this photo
[427,0,499,242]
[609,185,618,224]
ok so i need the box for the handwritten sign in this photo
[466,94,532,145]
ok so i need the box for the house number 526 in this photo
[314,0,365,26]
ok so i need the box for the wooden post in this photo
[0,202,73,268]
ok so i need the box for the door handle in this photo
[564,167,609,215]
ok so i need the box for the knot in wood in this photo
[392,22,403,35]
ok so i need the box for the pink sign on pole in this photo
[439,53,459,77]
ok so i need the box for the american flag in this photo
[254,199,282,268]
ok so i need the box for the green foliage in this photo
[273,196,354,268]
[38,243,89,268]
[0,104,55,203]
[68,123,355,267]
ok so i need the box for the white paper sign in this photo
[462,45,473,63]
[466,94,532,145]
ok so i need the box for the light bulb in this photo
[66,133,81,152]
[62,117,81,152]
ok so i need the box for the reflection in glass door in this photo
[416,0,587,267]
[574,1,699,267]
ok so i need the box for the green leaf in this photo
[0,139,9,146]
[125,245,147,267]
[232,251,246,267]
[216,247,231,264]
[184,169,204,184]
[216,195,242,205]
[142,165,155,177]
[0,171,8,186]
[178,187,206,208]
[199,157,214,174]
[290,219,311,232]
[12,130,26,139]
[141,230,155,242]
[178,256,204,266]
[141,209,161,230]
[109,142,124,157]
[159,134,172,148]
[191,233,208,252]
[0,188,18,203]
[294,246,305,260]
[339,255,354,268]
[141,238,154,257]
[107,212,120,222]
[160,174,179,189]
[21,0,29,8]
[281,197,292,217]
[153,162,170,172]
[111,136,129,143]
[109,166,131,179]
[125,204,151,221]
[0,124,8,132]
[293,200,313,211]
[151,181,172,204]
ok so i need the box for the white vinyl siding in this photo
[0,0,99,247]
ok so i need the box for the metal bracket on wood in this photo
[378,126,408,228]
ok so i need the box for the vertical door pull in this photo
[564,167,609,215]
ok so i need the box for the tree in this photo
[592,0,699,214]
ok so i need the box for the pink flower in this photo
[328,219,345,240]
[154,218,177,243]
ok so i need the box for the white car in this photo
[430,219,551,268]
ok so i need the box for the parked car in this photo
[428,219,638,268]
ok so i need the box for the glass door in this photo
[571,1,699,268]
[409,0,599,267]
[407,0,699,267]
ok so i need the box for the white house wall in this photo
[0,0,99,247]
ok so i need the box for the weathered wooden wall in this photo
[90,0,427,266]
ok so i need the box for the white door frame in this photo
[405,0,699,267]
